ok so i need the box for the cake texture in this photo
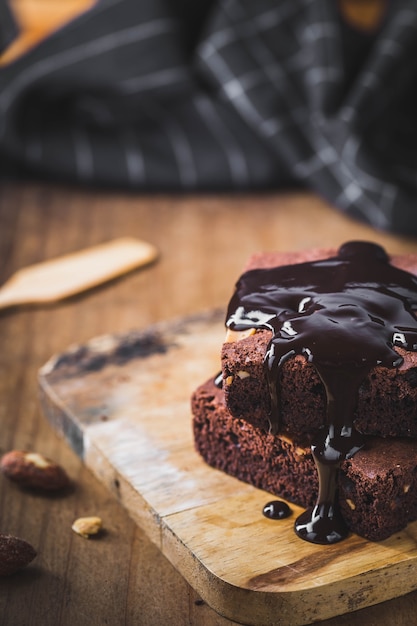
[192,377,417,541]
[191,241,417,543]
[222,248,417,439]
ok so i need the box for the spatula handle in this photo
[0,238,158,310]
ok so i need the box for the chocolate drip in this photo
[263,500,292,520]
[226,241,417,544]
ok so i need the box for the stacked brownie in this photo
[191,243,417,542]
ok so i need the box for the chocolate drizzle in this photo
[263,500,292,520]
[225,241,417,544]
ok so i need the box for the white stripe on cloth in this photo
[120,67,189,94]
[121,130,146,185]
[193,95,248,185]
[72,127,94,180]
[143,101,197,188]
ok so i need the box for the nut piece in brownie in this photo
[192,377,417,542]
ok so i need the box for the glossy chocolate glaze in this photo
[226,241,417,544]
[263,500,292,520]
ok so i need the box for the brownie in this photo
[192,377,417,541]
[221,248,417,439]
[192,243,417,543]
[192,377,318,507]
[339,437,417,541]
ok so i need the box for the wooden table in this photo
[0,181,417,625]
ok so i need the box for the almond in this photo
[0,534,37,576]
[0,450,71,492]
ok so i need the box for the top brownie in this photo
[221,246,417,439]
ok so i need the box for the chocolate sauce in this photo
[226,241,417,544]
[263,500,292,520]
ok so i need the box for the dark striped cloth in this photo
[1,0,417,235]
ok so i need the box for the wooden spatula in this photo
[0,237,158,310]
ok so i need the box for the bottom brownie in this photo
[191,377,417,542]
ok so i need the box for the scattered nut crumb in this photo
[0,450,71,492]
[0,534,37,576]
[72,516,103,539]
[237,370,250,379]
[404,484,411,493]
[225,376,234,386]
[346,498,356,510]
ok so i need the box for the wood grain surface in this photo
[38,311,417,625]
[1,181,417,626]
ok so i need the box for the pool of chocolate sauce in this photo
[225,241,417,544]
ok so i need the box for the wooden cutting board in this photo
[38,310,417,626]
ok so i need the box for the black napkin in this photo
[1,0,417,236]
